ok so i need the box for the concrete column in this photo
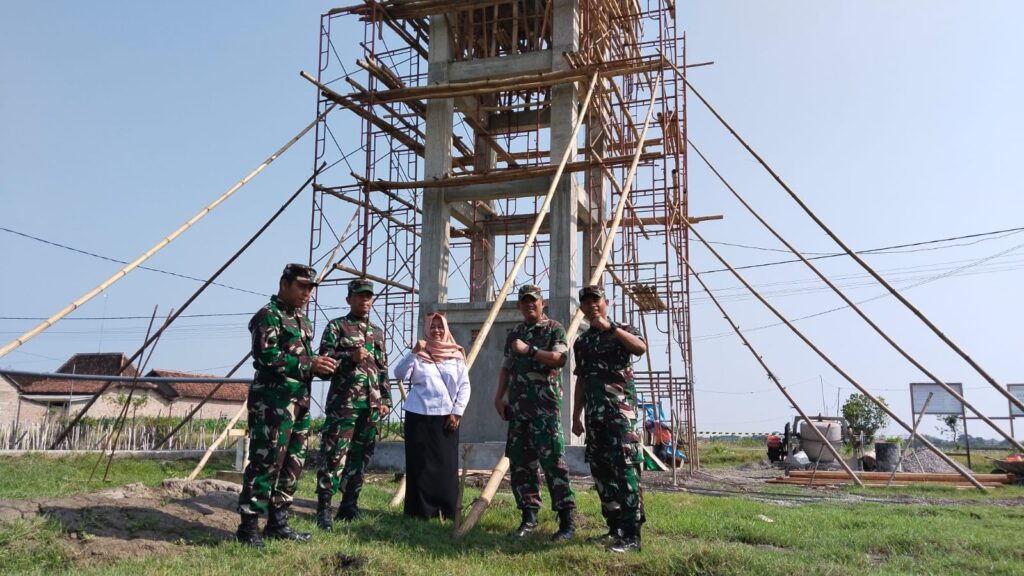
[583,113,608,278]
[419,14,454,310]
[470,125,497,302]
[549,0,581,443]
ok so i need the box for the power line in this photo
[698,226,1024,274]
[0,225,268,297]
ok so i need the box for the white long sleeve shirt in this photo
[393,352,471,416]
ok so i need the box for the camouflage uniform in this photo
[238,294,314,515]
[315,311,391,502]
[574,315,646,529]
[503,306,576,512]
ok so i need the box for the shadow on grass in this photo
[42,504,234,546]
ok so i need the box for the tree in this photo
[938,414,960,449]
[841,393,890,443]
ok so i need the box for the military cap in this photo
[578,285,605,301]
[517,284,543,300]
[282,263,318,285]
[348,278,375,295]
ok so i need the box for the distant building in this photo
[5,352,247,426]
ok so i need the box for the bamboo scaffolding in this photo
[347,59,663,104]
[0,105,335,360]
[362,152,659,190]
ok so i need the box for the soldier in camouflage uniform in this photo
[237,263,338,548]
[314,278,392,530]
[493,284,577,541]
[571,285,648,553]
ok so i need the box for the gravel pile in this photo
[898,448,958,473]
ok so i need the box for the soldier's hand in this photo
[494,397,509,420]
[590,315,612,332]
[379,404,391,418]
[312,355,337,377]
[511,339,530,356]
[572,417,585,437]
[412,339,427,353]
[351,347,370,364]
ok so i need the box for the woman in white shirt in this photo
[393,312,471,520]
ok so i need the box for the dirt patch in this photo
[0,478,297,567]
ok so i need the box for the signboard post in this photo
[909,383,970,468]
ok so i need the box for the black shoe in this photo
[512,508,538,538]
[236,513,265,549]
[609,524,641,553]
[263,506,312,542]
[335,491,362,522]
[315,492,334,532]
[551,508,576,542]
[586,522,621,544]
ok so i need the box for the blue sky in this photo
[2,2,1022,439]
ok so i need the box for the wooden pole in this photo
[0,104,335,360]
[188,403,247,481]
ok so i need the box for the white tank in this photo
[799,419,843,463]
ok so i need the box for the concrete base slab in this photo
[367,441,589,475]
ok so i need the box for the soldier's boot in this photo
[263,505,312,542]
[609,522,641,553]
[235,512,265,549]
[512,508,538,538]
[335,490,362,522]
[586,519,620,544]
[315,492,334,532]
[551,508,576,542]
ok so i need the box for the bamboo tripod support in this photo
[189,402,247,481]
[669,62,1024,417]
[454,75,662,539]
[0,104,336,360]
[687,140,1024,454]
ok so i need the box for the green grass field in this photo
[1,453,1022,575]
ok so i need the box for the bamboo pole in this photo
[453,456,509,539]
[188,403,247,481]
[449,73,601,538]
[0,104,335,360]
[565,74,662,340]
[389,477,407,508]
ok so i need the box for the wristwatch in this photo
[528,344,539,358]
[607,322,619,334]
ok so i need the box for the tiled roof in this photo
[145,369,248,402]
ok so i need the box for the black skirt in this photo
[404,411,459,520]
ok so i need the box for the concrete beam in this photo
[443,175,552,202]
[448,50,553,83]
[487,108,552,134]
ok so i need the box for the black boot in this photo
[335,490,362,522]
[551,508,576,542]
[512,508,538,538]
[609,522,641,553]
[315,492,334,532]
[235,512,265,549]
[263,505,312,542]
[586,519,620,544]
